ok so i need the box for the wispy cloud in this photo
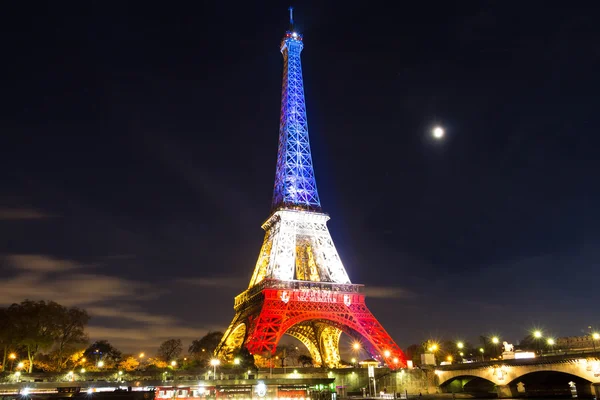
[176,277,245,289]
[0,253,210,353]
[6,254,79,272]
[86,306,177,325]
[0,207,53,220]
[363,286,415,299]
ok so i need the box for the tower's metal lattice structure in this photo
[216,9,407,370]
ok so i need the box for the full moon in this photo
[432,126,445,139]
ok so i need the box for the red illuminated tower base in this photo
[218,280,406,369]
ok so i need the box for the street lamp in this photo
[547,338,555,353]
[97,361,104,368]
[533,330,542,354]
[17,362,24,370]
[9,353,16,371]
[139,352,145,359]
[479,348,484,362]
[233,358,240,365]
[491,337,500,358]
[457,342,464,349]
[592,333,599,352]
[353,342,361,351]
[210,359,220,379]
[171,361,177,368]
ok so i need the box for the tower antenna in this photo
[288,6,294,30]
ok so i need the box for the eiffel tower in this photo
[216,8,407,369]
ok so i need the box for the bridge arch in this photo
[436,359,600,398]
[505,370,593,398]
[439,375,496,395]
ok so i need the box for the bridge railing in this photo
[436,350,600,370]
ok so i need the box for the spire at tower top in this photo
[288,6,294,30]
[272,8,319,212]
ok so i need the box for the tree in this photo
[189,331,223,366]
[0,308,18,372]
[9,300,58,373]
[233,347,256,370]
[84,340,122,368]
[275,344,299,368]
[404,344,423,364]
[298,354,313,367]
[157,339,182,362]
[50,305,89,371]
[118,356,140,371]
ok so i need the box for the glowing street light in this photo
[17,362,24,370]
[428,344,438,352]
[432,126,445,140]
[533,330,543,354]
[210,359,220,378]
[491,337,499,344]
[384,350,391,357]
[9,353,16,371]
[139,352,145,358]
[479,348,484,362]
[97,361,104,368]
[593,333,600,352]
[353,342,361,351]
[446,356,453,363]
[171,361,177,367]
[233,358,240,365]
[457,342,464,349]
[80,368,86,373]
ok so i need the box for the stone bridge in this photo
[434,353,600,398]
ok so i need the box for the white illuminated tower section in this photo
[216,9,406,369]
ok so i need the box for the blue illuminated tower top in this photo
[271,7,322,212]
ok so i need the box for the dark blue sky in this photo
[1,1,599,353]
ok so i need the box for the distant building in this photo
[556,336,597,352]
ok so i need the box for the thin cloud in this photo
[0,207,53,220]
[87,306,178,325]
[177,277,246,289]
[86,326,214,350]
[5,254,79,272]
[363,286,415,299]
[0,253,215,353]
[0,254,153,307]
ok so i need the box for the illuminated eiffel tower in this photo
[216,8,406,369]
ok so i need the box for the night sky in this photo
[2,1,600,354]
